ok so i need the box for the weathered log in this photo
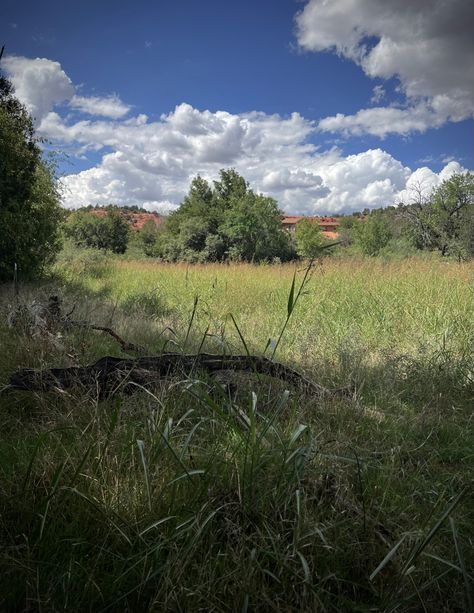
[9,353,331,397]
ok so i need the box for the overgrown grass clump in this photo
[0,253,472,611]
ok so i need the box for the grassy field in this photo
[0,252,473,611]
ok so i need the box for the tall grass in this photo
[0,252,472,611]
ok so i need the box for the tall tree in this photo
[402,173,474,259]
[65,209,130,253]
[163,169,292,262]
[0,69,62,281]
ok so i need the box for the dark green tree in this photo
[221,192,290,261]
[0,69,62,281]
[163,169,292,262]
[139,220,161,257]
[66,209,129,253]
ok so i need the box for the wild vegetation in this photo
[1,58,473,612]
[0,69,62,282]
[64,169,474,264]
[0,254,472,612]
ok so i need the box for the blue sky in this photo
[1,0,473,214]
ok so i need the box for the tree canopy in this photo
[65,209,130,253]
[402,172,474,260]
[354,212,393,256]
[160,169,293,262]
[0,70,63,282]
[294,218,331,258]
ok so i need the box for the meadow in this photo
[0,252,473,612]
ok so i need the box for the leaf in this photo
[287,270,296,317]
[290,424,308,445]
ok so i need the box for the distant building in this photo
[281,215,340,239]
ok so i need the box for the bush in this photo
[65,210,130,253]
[0,71,63,281]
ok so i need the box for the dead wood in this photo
[8,295,352,399]
[9,353,331,397]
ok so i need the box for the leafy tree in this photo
[402,173,474,259]
[139,220,161,257]
[221,192,291,262]
[355,211,393,256]
[66,209,129,253]
[0,69,62,281]
[294,218,331,258]
[163,169,292,262]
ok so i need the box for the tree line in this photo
[64,169,474,262]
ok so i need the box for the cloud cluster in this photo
[2,55,130,122]
[296,0,474,136]
[2,55,74,122]
[4,55,468,214]
[55,106,463,215]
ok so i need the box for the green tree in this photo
[0,70,62,281]
[221,192,291,262]
[337,215,359,247]
[163,169,292,263]
[403,173,474,259]
[355,212,393,256]
[294,218,330,258]
[66,209,129,253]
[139,220,161,256]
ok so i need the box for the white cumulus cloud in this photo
[2,55,74,122]
[70,94,131,119]
[3,55,131,123]
[3,55,469,214]
[295,0,474,136]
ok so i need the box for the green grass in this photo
[0,251,472,611]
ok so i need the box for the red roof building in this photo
[281,215,340,238]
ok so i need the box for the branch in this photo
[9,353,347,398]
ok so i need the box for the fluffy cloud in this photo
[2,56,74,122]
[70,94,131,119]
[3,55,469,214]
[3,55,130,122]
[395,161,465,205]
[318,103,444,138]
[296,0,474,136]
[53,103,465,214]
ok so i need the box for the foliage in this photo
[0,70,62,282]
[65,209,130,253]
[162,169,293,262]
[355,211,393,256]
[138,220,163,257]
[402,172,474,260]
[294,218,331,258]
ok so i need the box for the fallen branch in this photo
[67,321,146,353]
[9,353,334,397]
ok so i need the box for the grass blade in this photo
[450,516,474,611]
[370,535,406,581]
[401,488,467,575]
[136,439,152,511]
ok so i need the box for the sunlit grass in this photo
[0,252,472,611]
